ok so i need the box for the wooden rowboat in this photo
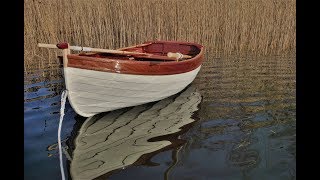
[39,40,205,117]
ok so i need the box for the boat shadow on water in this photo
[66,85,202,180]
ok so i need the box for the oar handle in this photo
[38,43,58,49]
[167,52,192,59]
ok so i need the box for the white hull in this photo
[64,66,201,117]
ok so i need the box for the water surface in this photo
[24,55,295,179]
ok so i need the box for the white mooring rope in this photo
[58,90,68,180]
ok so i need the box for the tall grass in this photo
[24,0,295,69]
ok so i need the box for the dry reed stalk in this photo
[24,0,296,70]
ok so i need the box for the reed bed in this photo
[24,0,295,69]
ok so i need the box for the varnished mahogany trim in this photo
[67,41,204,75]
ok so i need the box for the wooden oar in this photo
[38,43,192,61]
[38,43,150,56]
[118,43,192,60]
[117,42,152,51]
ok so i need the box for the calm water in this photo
[24,55,296,179]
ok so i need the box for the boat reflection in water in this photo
[68,85,201,179]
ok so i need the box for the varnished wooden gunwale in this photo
[67,41,204,75]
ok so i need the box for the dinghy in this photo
[38,40,204,117]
